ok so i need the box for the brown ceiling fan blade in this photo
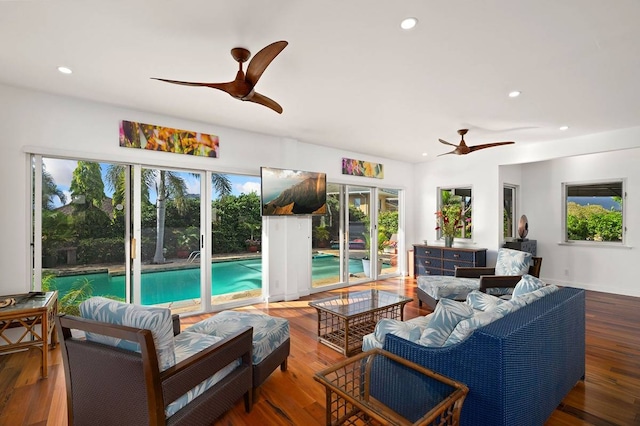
[246,92,283,114]
[437,149,458,157]
[245,41,288,86]
[151,77,214,87]
[468,141,515,153]
[152,78,239,94]
[438,138,459,148]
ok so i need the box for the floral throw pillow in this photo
[419,298,474,347]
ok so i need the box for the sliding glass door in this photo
[138,167,203,312]
[37,157,129,310]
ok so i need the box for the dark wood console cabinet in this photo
[413,244,487,277]
[503,239,537,256]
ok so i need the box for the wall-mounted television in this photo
[260,167,327,216]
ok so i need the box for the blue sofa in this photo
[379,287,585,426]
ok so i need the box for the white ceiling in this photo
[1,0,639,163]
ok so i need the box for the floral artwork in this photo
[341,157,384,179]
[119,120,219,158]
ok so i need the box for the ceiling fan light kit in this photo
[438,129,515,156]
[152,40,288,114]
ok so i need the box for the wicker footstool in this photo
[185,311,290,396]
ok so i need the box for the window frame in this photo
[562,179,626,245]
[503,184,517,240]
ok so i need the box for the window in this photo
[438,187,472,240]
[504,185,516,239]
[563,180,625,243]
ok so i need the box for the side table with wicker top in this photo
[314,348,468,426]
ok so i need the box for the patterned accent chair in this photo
[55,297,253,426]
[417,248,542,309]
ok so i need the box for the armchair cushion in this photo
[419,298,474,347]
[166,331,240,417]
[79,297,176,371]
[494,248,532,276]
[185,310,289,366]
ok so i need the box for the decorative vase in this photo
[444,235,454,248]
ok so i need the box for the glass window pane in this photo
[438,187,472,240]
[211,173,262,305]
[565,181,624,243]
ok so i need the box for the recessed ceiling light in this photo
[400,17,418,30]
[508,91,521,98]
[422,152,428,157]
[57,66,73,74]
[559,126,569,131]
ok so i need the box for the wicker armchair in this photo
[56,311,253,426]
[455,256,542,293]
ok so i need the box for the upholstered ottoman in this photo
[417,275,480,309]
[185,311,290,396]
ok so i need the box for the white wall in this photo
[0,84,414,298]
[519,149,639,297]
[417,128,640,297]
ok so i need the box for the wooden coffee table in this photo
[309,289,412,356]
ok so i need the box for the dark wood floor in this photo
[1,278,638,425]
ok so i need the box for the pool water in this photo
[50,254,372,305]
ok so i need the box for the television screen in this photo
[260,167,327,216]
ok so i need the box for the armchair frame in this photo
[56,314,253,426]
[455,256,542,293]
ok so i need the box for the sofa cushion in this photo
[444,309,504,346]
[363,315,432,352]
[512,274,545,298]
[419,298,474,347]
[466,290,504,311]
[374,318,424,343]
[486,297,526,316]
[79,297,176,371]
[495,248,532,276]
[166,331,239,418]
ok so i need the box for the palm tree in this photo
[41,167,67,210]
[106,165,231,264]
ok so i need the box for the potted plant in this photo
[361,229,387,277]
[313,225,331,248]
[242,220,262,252]
[245,238,260,252]
[435,197,467,247]
[176,226,199,258]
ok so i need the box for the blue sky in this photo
[43,158,261,208]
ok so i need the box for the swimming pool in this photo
[50,254,370,305]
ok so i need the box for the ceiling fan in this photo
[152,40,288,114]
[438,129,515,156]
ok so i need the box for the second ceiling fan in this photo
[438,129,515,156]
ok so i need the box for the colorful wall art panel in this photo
[119,120,219,158]
[341,157,384,179]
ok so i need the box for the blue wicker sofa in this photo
[377,287,585,426]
